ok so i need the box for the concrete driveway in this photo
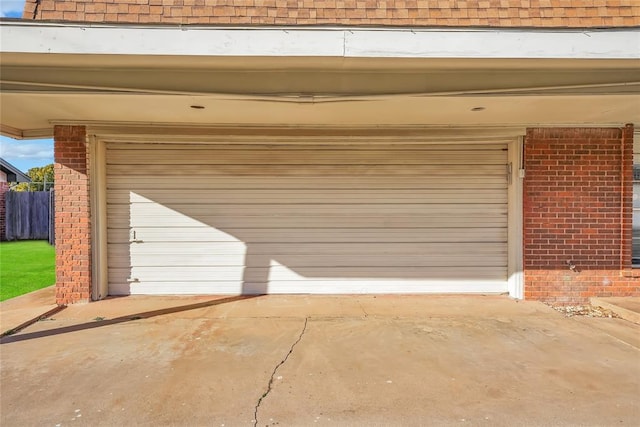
[1,295,638,426]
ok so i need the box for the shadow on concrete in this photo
[0,295,261,345]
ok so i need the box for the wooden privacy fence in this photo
[5,190,55,244]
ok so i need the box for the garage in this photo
[105,140,509,295]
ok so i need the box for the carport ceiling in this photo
[1,24,638,138]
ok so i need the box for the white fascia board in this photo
[346,29,640,59]
[0,21,639,59]
[1,24,345,57]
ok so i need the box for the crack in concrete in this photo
[357,299,369,318]
[253,317,308,426]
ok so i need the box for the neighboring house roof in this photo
[0,158,31,183]
[21,0,640,28]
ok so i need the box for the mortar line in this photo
[253,317,309,425]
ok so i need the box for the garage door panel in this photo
[108,253,505,269]
[106,141,509,295]
[243,280,508,294]
[107,227,508,244]
[245,266,508,281]
[119,280,508,295]
[110,266,507,282]
[108,148,507,165]
[108,175,507,189]
[112,241,506,256]
[108,215,508,229]
[113,203,506,217]
[107,189,507,204]
[108,164,507,176]
[110,142,509,149]
[110,143,508,151]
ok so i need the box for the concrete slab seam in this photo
[253,317,309,426]
[572,318,640,350]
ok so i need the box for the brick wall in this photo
[54,125,91,305]
[22,0,640,27]
[0,182,8,241]
[524,125,639,305]
[38,123,640,305]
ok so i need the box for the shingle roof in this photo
[22,0,640,28]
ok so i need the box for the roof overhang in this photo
[1,21,639,138]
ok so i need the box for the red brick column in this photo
[54,125,91,304]
[523,125,639,305]
[0,181,8,241]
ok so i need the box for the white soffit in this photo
[1,21,639,59]
[1,92,638,132]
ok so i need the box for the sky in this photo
[0,136,54,173]
[1,1,50,173]
[1,0,24,17]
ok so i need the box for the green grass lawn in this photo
[0,241,55,302]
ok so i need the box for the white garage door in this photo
[106,141,509,295]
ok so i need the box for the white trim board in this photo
[1,22,638,59]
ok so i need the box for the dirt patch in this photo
[552,305,620,318]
